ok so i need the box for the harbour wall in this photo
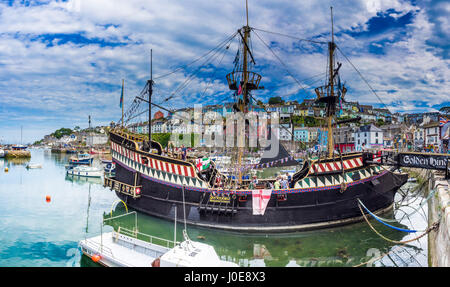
[427,170,450,267]
[405,168,449,266]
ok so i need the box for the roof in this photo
[422,122,439,128]
[358,124,382,133]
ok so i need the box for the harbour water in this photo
[0,149,430,267]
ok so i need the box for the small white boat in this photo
[79,210,238,267]
[66,165,103,177]
[26,163,42,169]
[0,149,5,158]
[79,229,238,267]
[407,177,417,183]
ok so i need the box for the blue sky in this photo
[0,0,448,143]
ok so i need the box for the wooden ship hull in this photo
[105,130,408,232]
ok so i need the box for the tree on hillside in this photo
[52,128,73,139]
[268,96,284,105]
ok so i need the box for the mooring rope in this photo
[357,202,440,245]
[357,199,418,232]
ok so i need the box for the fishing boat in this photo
[67,165,103,178]
[69,153,94,165]
[104,4,408,232]
[12,145,27,150]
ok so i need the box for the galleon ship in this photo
[104,5,408,232]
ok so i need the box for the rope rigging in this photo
[251,27,328,45]
[252,29,315,100]
[335,45,393,115]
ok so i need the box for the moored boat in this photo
[104,5,408,232]
[26,163,42,169]
[69,153,94,165]
[67,165,103,178]
[104,162,116,174]
[79,211,237,267]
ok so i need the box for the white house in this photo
[354,124,383,150]
[423,122,440,149]
[86,134,108,146]
[279,123,293,141]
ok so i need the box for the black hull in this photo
[113,160,407,232]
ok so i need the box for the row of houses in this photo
[127,99,448,153]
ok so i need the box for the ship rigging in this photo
[104,3,417,232]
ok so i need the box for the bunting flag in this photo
[238,84,242,95]
[439,117,449,127]
[238,156,294,172]
[252,189,272,215]
[119,81,124,108]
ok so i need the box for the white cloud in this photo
[0,0,448,143]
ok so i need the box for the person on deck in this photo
[181,145,187,160]
[274,176,281,190]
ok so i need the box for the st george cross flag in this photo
[195,158,211,171]
[252,189,272,215]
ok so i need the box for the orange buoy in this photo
[4,167,8,172]
[92,254,101,263]
[46,195,51,203]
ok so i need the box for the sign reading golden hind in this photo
[399,153,449,170]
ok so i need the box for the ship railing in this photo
[82,237,134,266]
[113,129,147,143]
[82,238,115,259]
[117,226,179,249]
[104,176,142,199]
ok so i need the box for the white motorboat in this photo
[66,165,103,178]
[79,210,238,267]
[79,229,238,267]
[26,163,42,169]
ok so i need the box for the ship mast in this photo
[225,0,262,185]
[238,1,250,184]
[314,7,339,158]
[148,49,153,143]
[327,7,335,157]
